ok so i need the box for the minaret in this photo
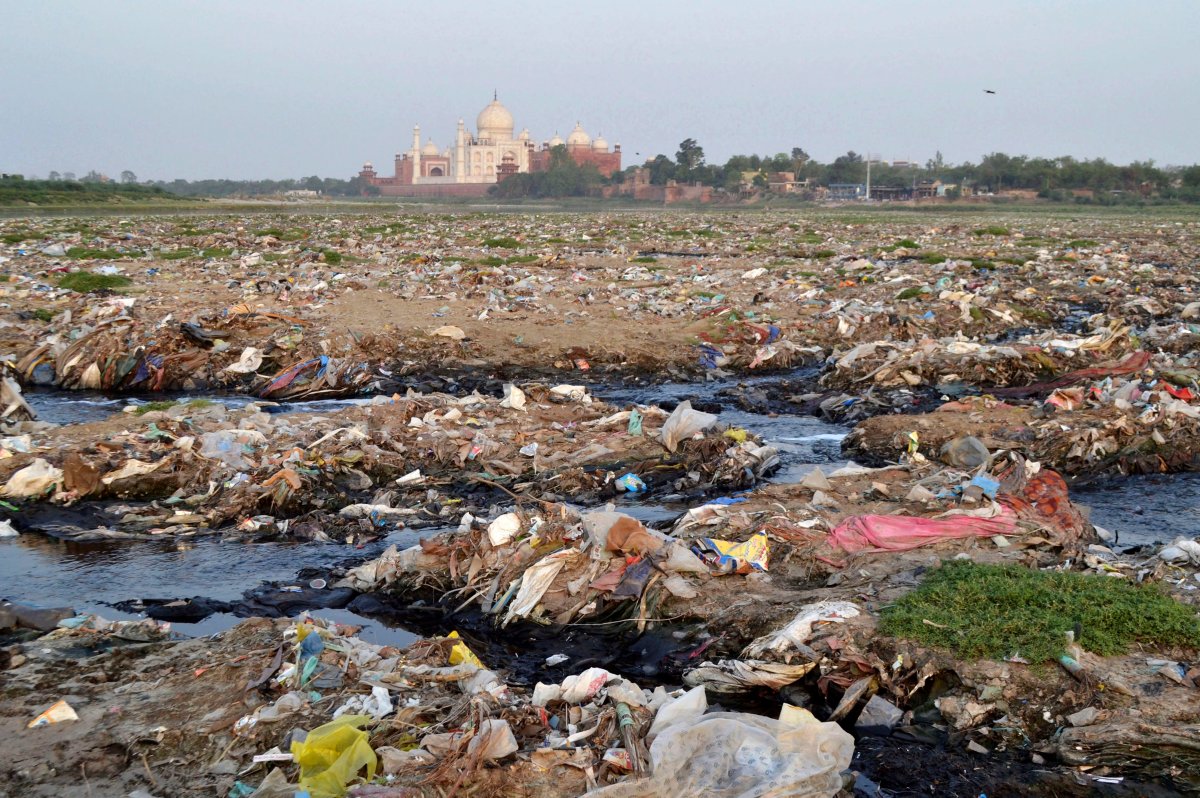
[412,125,421,183]
[455,119,467,183]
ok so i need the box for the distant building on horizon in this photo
[358,96,621,197]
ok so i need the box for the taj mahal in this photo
[357,96,621,197]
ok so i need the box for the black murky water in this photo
[1074,472,1200,548]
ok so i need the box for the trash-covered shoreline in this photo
[3,209,1200,797]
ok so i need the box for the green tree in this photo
[675,138,705,180]
[790,147,810,171]
[120,170,137,184]
[827,151,865,184]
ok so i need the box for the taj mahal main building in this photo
[357,96,621,197]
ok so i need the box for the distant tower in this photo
[412,125,421,182]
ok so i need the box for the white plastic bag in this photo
[588,703,853,798]
[1,459,62,498]
[660,401,717,453]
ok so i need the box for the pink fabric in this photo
[827,509,1017,553]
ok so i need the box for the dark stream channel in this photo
[4,376,848,640]
[5,375,1190,632]
[4,375,1194,796]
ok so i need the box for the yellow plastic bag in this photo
[290,715,377,798]
[694,531,770,574]
[447,630,483,668]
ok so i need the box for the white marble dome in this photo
[566,122,591,148]
[476,99,514,140]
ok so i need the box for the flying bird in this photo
[984,89,996,94]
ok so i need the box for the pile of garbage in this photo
[6,212,1200,397]
[0,392,777,541]
[846,348,1200,476]
[1,612,854,797]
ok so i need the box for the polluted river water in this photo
[2,376,851,640]
[3,374,1190,641]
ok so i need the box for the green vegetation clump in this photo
[254,228,307,242]
[322,250,342,265]
[58,272,133,292]
[481,236,521,249]
[973,226,1011,236]
[2,230,32,244]
[134,398,213,416]
[475,256,504,266]
[1066,239,1098,248]
[880,560,1200,664]
[896,286,926,300]
[812,250,836,259]
[795,232,824,245]
[504,254,538,264]
[1014,305,1052,322]
[0,175,180,207]
[66,246,141,260]
[134,400,179,415]
[202,247,232,259]
[630,256,657,263]
[919,253,947,264]
[31,308,54,322]
[895,238,919,249]
[157,248,194,260]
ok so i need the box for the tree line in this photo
[630,141,1200,202]
[20,142,1200,203]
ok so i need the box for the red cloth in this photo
[828,508,1017,553]
[991,351,1151,398]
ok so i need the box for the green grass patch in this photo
[66,246,141,260]
[919,253,947,265]
[157,248,195,260]
[1013,304,1052,322]
[134,398,214,416]
[505,254,538,264]
[134,400,179,415]
[31,308,54,322]
[973,226,1011,236]
[896,286,926,300]
[202,247,233,258]
[1066,239,1098,249]
[1,231,32,244]
[254,228,307,242]
[58,272,133,292]
[262,253,286,262]
[475,256,505,266]
[895,238,919,249]
[482,236,520,249]
[812,250,836,259]
[630,256,657,263]
[322,250,342,265]
[880,560,1200,664]
[795,232,824,245]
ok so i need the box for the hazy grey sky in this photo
[3,0,1199,180]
